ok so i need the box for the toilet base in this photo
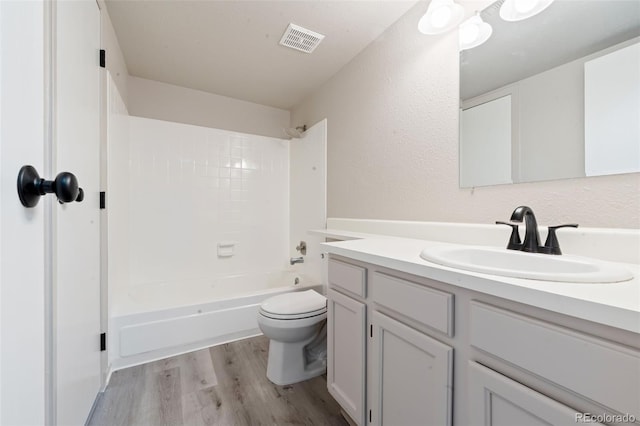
[266,336,327,386]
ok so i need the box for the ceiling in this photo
[105,0,419,110]
[460,0,640,100]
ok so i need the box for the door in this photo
[0,0,102,424]
[467,362,605,426]
[370,311,453,426]
[327,288,366,425]
[55,0,102,424]
[0,2,48,424]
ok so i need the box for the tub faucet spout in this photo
[290,256,304,265]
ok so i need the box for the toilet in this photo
[257,289,328,385]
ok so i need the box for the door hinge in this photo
[370,324,373,338]
[99,49,106,68]
[100,333,106,351]
[100,191,106,209]
[369,409,372,423]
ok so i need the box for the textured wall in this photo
[128,76,291,139]
[291,0,640,229]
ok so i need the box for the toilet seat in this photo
[259,307,327,320]
[260,289,327,320]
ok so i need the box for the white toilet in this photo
[257,289,328,385]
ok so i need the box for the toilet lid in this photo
[260,289,327,316]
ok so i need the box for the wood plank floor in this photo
[88,336,348,426]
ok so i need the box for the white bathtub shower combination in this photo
[111,271,322,370]
[106,106,327,373]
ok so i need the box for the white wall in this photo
[289,119,327,285]
[460,95,512,187]
[517,56,585,182]
[99,1,128,105]
[128,76,290,139]
[127,117,290,287]
[290,0,640,229]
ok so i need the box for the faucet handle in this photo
[544,224,579,255]
[496,221,522,250]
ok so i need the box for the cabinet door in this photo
[468,362,605,426]
[328,288,366,425]
[370,311,453,426]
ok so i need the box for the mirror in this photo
[459,0,640,188]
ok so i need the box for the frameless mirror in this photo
[459,0,640,188]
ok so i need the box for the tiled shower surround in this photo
[128,117,290,286]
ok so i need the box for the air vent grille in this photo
[279,23,325,54]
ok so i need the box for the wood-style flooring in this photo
[88,336,347,426]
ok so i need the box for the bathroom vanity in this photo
[322,237,640,426]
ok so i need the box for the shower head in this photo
[283,125,307,139]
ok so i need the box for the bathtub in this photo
[109,271,322,371]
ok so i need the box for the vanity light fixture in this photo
[418,0,465,35]
[459,13,493,51]
[499,0,555,22]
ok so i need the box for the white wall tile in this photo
[128,116,290,286]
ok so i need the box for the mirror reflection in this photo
[459,0,640,188]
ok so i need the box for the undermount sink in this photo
[419,245,633,283]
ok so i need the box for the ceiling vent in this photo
[279,23,325,54]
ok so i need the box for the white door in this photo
[0,0,102,424]
[55,0,102,424]
[0,2,48,424]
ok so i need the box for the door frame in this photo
[44,1,56,423]
[97,0,110,390]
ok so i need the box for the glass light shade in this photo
[459,14,493,51]
[418,0,465,35]
[499,0,555,21]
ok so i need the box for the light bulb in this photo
[514,0,538,14]
[459,14,493,51]
[459,23,479,45]
[418,0,464,35]
[431,6,453,29]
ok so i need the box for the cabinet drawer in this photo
[470,302,640,418]
[468,362,605,426]
[371,272,453,336]
[328,259,367,298]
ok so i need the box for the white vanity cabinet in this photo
[327,254,640,426]
[328,258,455,426]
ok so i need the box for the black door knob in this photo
[17,165,84,208]
[52,172,79,203]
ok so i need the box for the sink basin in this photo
[419,245,633,283]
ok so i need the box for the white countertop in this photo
[320,236,640,334]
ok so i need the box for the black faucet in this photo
[497,206,578,255]
[510,206,541,253]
